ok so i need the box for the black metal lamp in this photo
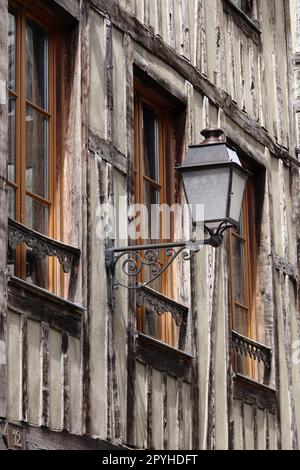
[177,128,250,230]
[105,128,250,307]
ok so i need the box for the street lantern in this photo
[105,128,250,308]
[177,128,250,229]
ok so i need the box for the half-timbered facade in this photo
[0,0,299,450]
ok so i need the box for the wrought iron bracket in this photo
[105,222,232,310]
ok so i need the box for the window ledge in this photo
[223,0,261,45]
[8,276,84,338]
[136,332,194,382]
[233,372,277,414]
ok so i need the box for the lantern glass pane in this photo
[229,168,248,224]
[182,167,230,225]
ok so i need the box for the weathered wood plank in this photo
[177,379,184,449]
[69,335,82,434]
[112,28,126,155]
[167,375,177,449]
[196,0,207,75]
[223,0,261,45]
[89,11,106,138]
[178,0,191,60]
[49,328,63,430]
[136,333,193,382]
[135,361,147,448]
[152,369,163,450]
[256,407,266,450]
[274,255,298,283]
[162,372,168,449]
[125,28,136,447]
[27,319,40,425]
[62,332,70,431]
[133,50,187,105]
[6,313,20,421]
[233,400,242,450]
[81,0,91,436]
[89,130,127,175]
[268,412,277,450]
[0,0,8,421]
[182,382,191,449]
[233,374,277,414]
[22,423,122,450]
[244,403,254,450]
[20,315,28,423]
[40,322,50,428]
[0,313,6,418]
[146,365,153,449]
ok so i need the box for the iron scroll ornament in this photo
[105,221,233,309]
[8,218,80,274]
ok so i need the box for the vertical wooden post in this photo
[0,0,8,421]
[40,322,50,427]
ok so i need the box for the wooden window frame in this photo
[134,79,181,347]
[8,0,58,292]
[228,178,260,379]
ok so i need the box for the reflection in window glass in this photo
[8,97,16,182]
[26,20,48,110]
[26,196,49,235]
[142,104,159,182]
[8,12,16,91]
[26,107,49,198]
[8,186,15,219]
[231,236,246,305]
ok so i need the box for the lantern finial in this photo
[201,128,225,144]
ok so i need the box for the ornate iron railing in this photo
[231,330,272,369]
[136,285,188,327]
[136,285,188,350]
[8,217,80,274]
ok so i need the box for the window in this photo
[229,178,261,380]
[231,0,254,16]
[134,80,183,347]
[8,1,56,289]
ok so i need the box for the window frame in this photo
[228,177,261,379]
[134,79,181,347]
[7,0,57,291]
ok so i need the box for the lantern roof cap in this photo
[182,128,242,168]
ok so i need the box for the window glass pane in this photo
[143,182,160,241]
[8,186,16,219]
[8,186,16,276]
[231,235,246,305]
[144,308,179,348]
[26,20,48,110]
[8,12,16,91]
[8,97,16,182]
[142,104,159,182]
[7,246,16,276]
[232,304,248,336]
[26,248,49,289]
[26,196,49,235]
[26,107,49,199]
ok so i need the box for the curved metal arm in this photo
[105,222,233,310]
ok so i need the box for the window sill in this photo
[233,372,277,414]
[7,276,84,338]
[136,332,194,382]
[223,0,261,45]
